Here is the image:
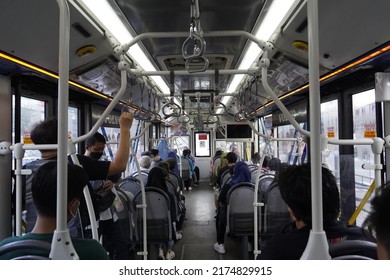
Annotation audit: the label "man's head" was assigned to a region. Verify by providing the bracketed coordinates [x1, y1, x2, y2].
[278, 162, 340, 227]
[85, 132, 106, 160]
[30, 118, 58, 154]
[226, 152, 238, 165]
[32, 161, 89, 220]
[139, 155, 151, 169]
[150, 149, 160, 160]
[365, 185, 390, 259]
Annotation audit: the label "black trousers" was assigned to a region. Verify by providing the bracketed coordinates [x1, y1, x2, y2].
[215, 206, 227, 244]
[194, 166, 200, 182]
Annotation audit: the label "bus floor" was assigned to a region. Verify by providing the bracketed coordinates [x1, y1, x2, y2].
[171, 180, 255, 260]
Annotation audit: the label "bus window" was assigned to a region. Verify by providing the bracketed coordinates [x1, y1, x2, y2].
[20, 97, 45, 165]
[171, 135, 190, 155]
[321, 100, 340, 180]
[276, 123, 306, 165]
[68, 106, 79, 152]
[352, 89, 376, 226]
[215, 141, 244, 161]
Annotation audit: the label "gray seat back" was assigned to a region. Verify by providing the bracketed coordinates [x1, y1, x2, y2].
[180, 158, 191, 180]
[262, 182, 290, 236]
[329, 240, 377, 260]
[118, 177, 141, 196]
[131, 171, 149, 186]
[165, 178, 179, 221]
[226, 182, 260, 236]
[133, 187, 172, 243]
[220, 169, 231, 189]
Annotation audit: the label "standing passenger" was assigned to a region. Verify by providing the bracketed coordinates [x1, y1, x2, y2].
[84, 132, 130, 260]
[23, 112, 134, 233]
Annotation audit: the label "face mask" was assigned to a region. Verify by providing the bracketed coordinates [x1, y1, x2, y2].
[90, 152, 103, 160]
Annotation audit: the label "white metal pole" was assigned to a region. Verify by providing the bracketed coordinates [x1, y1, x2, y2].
[51, 0, 78, 260]
[300, 0, 330, 260]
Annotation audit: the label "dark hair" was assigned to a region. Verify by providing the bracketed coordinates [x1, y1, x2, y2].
[268, 157, 281, 172]
[251, 152, 261, 164]
[214, 150, 223, 158]
[364, 185, 390, 256]
[262, 156, 271, 168]
[157, 161, 170, 175]
[31, 161, 89, 218]
[146, 167, 168, 190]
[85, 132, 106, 148]
[277, 162, 340, 227]
[150, 149, 159, 157]
[226, 152, 238, 164]
[166, 157, 177, 170]
[141, 151, 151, 157]
[182, 149, 189, 157]
[30, 118, 58, 145]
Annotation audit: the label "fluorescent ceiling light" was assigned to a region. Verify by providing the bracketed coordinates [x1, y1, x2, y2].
[226, 0, 298, 100]
[79, 0, 170, 93]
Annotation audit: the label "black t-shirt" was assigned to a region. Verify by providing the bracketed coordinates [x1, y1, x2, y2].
[23, 154, 111, 232]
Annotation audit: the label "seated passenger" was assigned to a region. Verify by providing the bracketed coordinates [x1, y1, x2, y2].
[214, 161, 251, 254]
[258, 162, 373, 260]
[215, 152, 237, 189]
[210, 150, 223, 186]
[267, 157, 281, 173]
[139, 155, 152, 172]
[0, 161, 109, 260]
[251, 152, 261, 165]
[185, 148, 199, 185]
[181, 149, 195, 191]
[150, 148, 161, 168]
[167, 150, 179, 175]
[364, 184, 390, 259]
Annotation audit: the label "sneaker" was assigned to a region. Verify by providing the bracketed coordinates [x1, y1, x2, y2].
[175, 232, 183, 240]
[214, 242, 226, 254]
[188, 187, 192, 191]
[158, 248, 165, 260]
[194, 182, 199, 186]
[166, 250, 175, 260]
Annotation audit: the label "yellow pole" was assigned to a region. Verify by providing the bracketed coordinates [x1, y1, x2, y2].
[245, 143, 251, 162]
[348, 180, 376, 225]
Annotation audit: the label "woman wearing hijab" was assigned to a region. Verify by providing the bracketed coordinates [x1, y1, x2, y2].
[167, 151, 179, 175]
[214, 161, 251, 254]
